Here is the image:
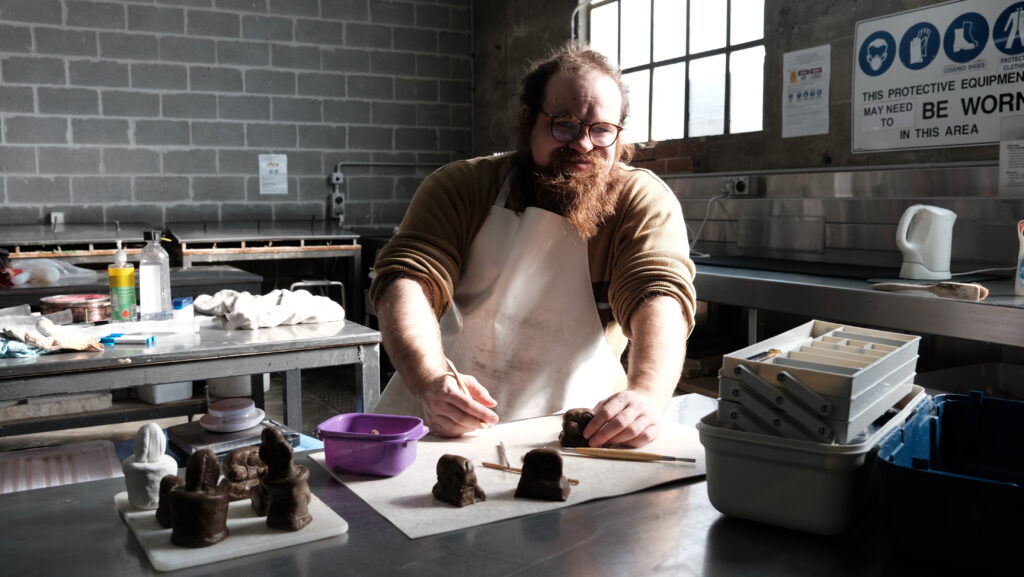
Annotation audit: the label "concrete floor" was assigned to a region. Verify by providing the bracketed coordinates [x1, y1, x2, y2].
[0, 366, 357, 453]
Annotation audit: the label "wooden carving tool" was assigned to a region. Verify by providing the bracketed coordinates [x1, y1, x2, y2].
[480, 461, 580, 485]
[444, 356, 489, 429]
[870, 281, 989, 301]
[561, 447, 697, 463]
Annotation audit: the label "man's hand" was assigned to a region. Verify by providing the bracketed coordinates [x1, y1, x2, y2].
[417, 371, 498, 437]
[582, 390, 661, 447]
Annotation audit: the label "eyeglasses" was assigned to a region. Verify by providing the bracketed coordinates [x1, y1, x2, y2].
[540, 111, 622, 148]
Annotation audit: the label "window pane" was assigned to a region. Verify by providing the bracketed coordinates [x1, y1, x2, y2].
[590, 2, 620, 66]
[688, 54, 725, 136]
[730, 0, 764, 44]
[729, 46, 764, 133]
[620, 0, 652, 69]
[689, 1, 726, 53]
[653, 0, 686, 61]
[622, 69, 651, 143]
[651, 62, 686, 140]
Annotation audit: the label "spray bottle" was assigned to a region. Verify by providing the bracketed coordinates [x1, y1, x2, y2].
[138, 230, 173, 321]
[1016, 219, 1024, 297]
[108, 240, 136, 322]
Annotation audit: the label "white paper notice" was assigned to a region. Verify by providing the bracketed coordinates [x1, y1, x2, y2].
[259, 154, 288, 195]
[999, 115, 1024, 196]
[783, 44, 831, 138]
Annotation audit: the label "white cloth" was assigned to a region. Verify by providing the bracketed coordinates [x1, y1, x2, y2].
[373, 178, 626, 422]
[193, 289, 344, 329]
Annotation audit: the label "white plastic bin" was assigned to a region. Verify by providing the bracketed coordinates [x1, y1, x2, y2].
[697, 385, 925, 535]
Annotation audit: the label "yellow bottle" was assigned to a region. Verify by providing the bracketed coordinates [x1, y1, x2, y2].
[108, 240, 136, 322]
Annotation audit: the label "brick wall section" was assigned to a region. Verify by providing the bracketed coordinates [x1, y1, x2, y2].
[631, 139, 707, 176]
[0, 0, 471, 231]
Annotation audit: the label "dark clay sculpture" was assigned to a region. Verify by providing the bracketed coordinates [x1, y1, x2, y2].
[222, 446, 267, 501]
[169, 449, 230, 547]
[156, 474, 184, 529]
[432, 454, 486, 507]
[514, 448, 571, 501]
[256, 427, 312, 531]
[558, 408, 594, 447]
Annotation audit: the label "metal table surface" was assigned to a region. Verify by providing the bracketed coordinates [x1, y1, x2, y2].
[1, 222, 151, 264]
[0, 265, 262, 309]
[694, 264, 1024, 347]
[166, 220, 364, 321]
[0, 395, 970, 577]
[0, 319, 381, 436]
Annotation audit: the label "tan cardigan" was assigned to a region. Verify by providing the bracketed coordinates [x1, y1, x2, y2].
[370, 153, 697, 354]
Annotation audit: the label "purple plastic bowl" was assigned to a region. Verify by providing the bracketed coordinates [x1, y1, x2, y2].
[314, 413, 427, 477]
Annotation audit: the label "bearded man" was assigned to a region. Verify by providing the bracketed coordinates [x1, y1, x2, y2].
[368, 43, 696, 447]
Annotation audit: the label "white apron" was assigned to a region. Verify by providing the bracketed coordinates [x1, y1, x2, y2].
[372, 178, 626, 422]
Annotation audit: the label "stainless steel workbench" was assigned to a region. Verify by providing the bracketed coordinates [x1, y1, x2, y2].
[693, 264, 1024, 348]
[0, 265, 262, 309]
[0, 395, 970, 577]
[0, 319, 381, 436]
[1, 222, 151, 264]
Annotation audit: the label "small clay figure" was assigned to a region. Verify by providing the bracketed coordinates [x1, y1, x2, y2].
[514, 448, 571, 501]
[156, 474, 184, 528]
[558, 408, 594, 448]
[169, 449, 230, 547]
[122, 422, 180, 509]
[432, 454, 486, 507]
[222, 446, 266, 501]
[257, 427, 312, 531]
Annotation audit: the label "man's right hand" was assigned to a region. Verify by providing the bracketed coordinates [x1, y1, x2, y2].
[416, 371, 498, 437]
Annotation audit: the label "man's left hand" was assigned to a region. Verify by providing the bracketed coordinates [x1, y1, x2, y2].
[582, 390, 662, 447]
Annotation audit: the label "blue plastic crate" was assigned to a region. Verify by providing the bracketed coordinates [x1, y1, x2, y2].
[877, 392, 1022, 572]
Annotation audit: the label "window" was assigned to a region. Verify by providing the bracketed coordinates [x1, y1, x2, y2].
[581, 0, 765, 143]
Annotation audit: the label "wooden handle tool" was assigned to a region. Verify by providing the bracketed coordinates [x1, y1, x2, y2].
[481, 461, 579, 485]
[871, 281, 989, 301]
[561, 447, 696, 463]
[444, 356, 489, 429]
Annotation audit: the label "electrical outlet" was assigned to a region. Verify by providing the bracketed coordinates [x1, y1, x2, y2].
[331, 190, 345, 219]
[50, 212, 64, 224]
[329, 171, 344, 185]
[721, 176, 759, 198]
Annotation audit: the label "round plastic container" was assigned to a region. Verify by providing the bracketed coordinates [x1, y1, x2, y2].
[314, 413, 427, 477]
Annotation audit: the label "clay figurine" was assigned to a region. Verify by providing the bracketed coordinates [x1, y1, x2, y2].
[122, 422, 180, 509]
[256, 427, 312, 531]
[514, 448, 571, 501]
[156, 474, 184, 528]
[558, 408, 594, 448]
[222, 446, 266, 501]
[432, 454, 486, 507]
[169, 449, 230, 547]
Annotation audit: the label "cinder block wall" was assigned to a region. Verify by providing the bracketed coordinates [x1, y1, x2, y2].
[0, 0, 471, 230]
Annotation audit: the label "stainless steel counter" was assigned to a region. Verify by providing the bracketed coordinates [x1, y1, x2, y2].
[0, 319, 381, 436]
[693, 264, 1024, 348]
[0, 394, 971, 577]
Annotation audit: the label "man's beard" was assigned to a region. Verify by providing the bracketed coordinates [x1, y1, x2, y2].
[532, 147, 622, 239]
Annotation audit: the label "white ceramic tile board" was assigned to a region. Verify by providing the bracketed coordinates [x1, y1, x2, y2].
[115, 491, 348, 572]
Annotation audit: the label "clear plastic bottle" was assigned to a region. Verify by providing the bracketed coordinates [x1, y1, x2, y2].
[138, 230, 173, 321]
[108, 240, 136, 322]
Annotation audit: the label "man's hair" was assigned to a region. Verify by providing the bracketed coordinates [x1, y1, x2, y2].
[516, 42, 634, 165]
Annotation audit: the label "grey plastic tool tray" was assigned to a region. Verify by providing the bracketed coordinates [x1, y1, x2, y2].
[721, 320, 920, 399]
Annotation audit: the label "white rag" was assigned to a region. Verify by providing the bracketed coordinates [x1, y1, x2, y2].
[193, 289, 345, 329]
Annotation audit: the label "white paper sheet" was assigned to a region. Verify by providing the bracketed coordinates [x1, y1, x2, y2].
[311, 413, 707, 539]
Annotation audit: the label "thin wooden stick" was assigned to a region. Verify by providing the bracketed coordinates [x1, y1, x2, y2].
[444, 356, 488, 429]
[481, 461, 580, 486]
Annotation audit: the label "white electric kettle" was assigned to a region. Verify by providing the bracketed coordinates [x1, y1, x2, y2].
[895, 204, 956, 280]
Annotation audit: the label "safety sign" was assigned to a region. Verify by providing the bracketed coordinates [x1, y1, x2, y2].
[853, 0, 1024, 152]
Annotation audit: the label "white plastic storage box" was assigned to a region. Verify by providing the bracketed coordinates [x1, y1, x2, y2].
[697, 385, 926, 536]
[718, 320, 919, 443]
[136, 381, 193, 404]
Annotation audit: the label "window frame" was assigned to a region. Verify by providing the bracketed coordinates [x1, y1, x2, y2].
[577, 0, 765, 142]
